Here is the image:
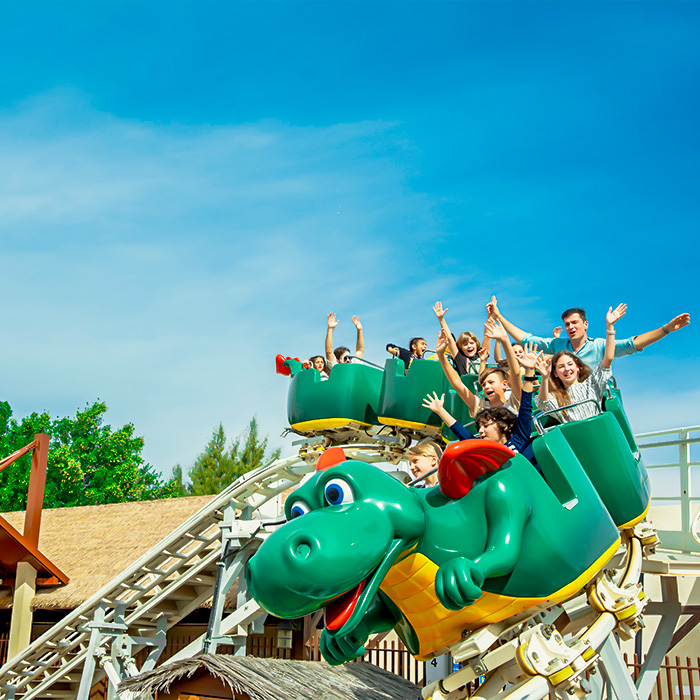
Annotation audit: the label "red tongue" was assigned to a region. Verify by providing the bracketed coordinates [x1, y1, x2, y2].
[324, 580, 367, 631]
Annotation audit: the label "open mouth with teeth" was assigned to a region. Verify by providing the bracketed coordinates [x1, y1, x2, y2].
[322, 538, 409, 636]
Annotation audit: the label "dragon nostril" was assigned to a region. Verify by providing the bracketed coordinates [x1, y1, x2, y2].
[296, 543, 311, 558]
[289, 534, 316, 561]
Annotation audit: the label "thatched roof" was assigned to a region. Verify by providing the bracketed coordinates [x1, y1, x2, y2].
[119, 654, 422, 700]
[0, 496, 214, 609]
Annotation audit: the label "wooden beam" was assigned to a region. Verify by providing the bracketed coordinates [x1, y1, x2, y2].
[7, 561, 38, 660]
[24, 433, 49, 548]
[668, 612, 700, 653]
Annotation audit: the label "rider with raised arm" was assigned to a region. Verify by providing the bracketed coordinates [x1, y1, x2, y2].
[422, 343, 541, 468]
[433, 301, 489, 376]
[535, 303, 627, 423]
[436, 317, 521, 419]
[325, 313, 365, 369]
[486, 296, 689, 367]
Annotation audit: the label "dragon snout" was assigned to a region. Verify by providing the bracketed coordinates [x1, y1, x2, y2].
[286, 531, 320, 564]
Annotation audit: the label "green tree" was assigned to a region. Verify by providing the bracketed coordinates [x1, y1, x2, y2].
[187, 417, 281, 496]
[168, 464, 189, 498]
[0, 400, 174, 512]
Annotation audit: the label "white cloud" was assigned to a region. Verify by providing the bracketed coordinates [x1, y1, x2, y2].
[0, 90, 450, 475]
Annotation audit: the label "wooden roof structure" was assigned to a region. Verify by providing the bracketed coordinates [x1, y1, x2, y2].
[118, 654, 422, 700]
[0, 495, 215, 609]
[0, 435, 68, 588]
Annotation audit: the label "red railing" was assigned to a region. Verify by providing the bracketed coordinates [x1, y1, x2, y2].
[626, 653, 700, 700]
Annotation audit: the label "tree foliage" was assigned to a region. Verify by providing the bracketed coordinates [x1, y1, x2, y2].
[184, 417, 281, 496]
[0, 399, 175, 512]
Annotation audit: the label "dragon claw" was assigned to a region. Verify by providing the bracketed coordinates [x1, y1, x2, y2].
[435, 557, 484, 610]
[320, 628, 367, 665]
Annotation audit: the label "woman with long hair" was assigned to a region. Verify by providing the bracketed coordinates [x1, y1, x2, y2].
[306, 355, 331, 380]
[535, 304, 627, 423]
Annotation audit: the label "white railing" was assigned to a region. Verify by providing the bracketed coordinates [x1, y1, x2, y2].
[636, 425, 700, 555]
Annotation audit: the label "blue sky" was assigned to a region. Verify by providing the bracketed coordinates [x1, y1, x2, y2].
[1, 1, 697, 478]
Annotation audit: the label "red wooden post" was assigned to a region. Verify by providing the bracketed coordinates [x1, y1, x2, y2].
[677, 655, 685, 700]
[23, 434, 49, 548]
[688, 656, 696, 700]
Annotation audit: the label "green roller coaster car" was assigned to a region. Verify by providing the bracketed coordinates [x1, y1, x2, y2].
[284, 357, 478, 438]
[260, 355, 651, 666]
[286, 360, 384, 433]
[534, 386, 651, 530]
[378, 358, 478, 435]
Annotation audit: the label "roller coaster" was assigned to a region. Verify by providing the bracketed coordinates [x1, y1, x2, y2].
[0, 355, 698, 700]
[257, 356, 698, 700]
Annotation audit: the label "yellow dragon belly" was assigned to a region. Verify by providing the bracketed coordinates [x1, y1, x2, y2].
[379, 544, 618, 660]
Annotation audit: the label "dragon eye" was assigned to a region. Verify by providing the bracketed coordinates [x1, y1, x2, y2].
[289, 501, 311, 519]
[324, 478, 353, 506]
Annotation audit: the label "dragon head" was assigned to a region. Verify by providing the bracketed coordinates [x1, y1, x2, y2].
[246, 452, 425, 637]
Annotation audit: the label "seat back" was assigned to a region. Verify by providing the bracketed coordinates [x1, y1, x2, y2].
[378, 358, 446, 429]
[555, 412, 650, 529]
[288, 363, 383, 431]
[442, 372, 480, 440]
[601, 384, 639, 453]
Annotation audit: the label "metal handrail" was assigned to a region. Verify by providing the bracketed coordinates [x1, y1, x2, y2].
[532, 398, 602, 435]
[635, 424, 700, 440]
[344, 355, 384, 369]
[636, 425, 700, 555]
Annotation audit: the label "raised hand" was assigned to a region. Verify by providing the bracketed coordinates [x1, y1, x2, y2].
[422, 391, 445, 414]
[484, 317, 508, 342]
[433, 301, 448, 320]
[606, 303, 627, 327]
[519, 343, 540, 372]
[478, 346, 490, 362]
[327, 312, 339, 329]
[436, 329, 449, 354]
[486, 295, 500, 318]
[535, 354, 551, 378]
[552, 326, 563, 338]
[664, 313, 691, 333]
[351, 315, 362, 330]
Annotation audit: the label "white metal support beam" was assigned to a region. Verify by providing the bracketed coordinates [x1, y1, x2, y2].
[76, 602, 109, 700]
[598, 636, 640, 700]
[636, 576, 683, 700]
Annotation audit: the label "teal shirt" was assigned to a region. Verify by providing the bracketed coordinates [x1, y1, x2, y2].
[520, 334, 638, 367]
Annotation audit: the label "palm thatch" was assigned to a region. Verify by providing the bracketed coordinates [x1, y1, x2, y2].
[119, 653, 422, 700]
[0, 496, 214, 609]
